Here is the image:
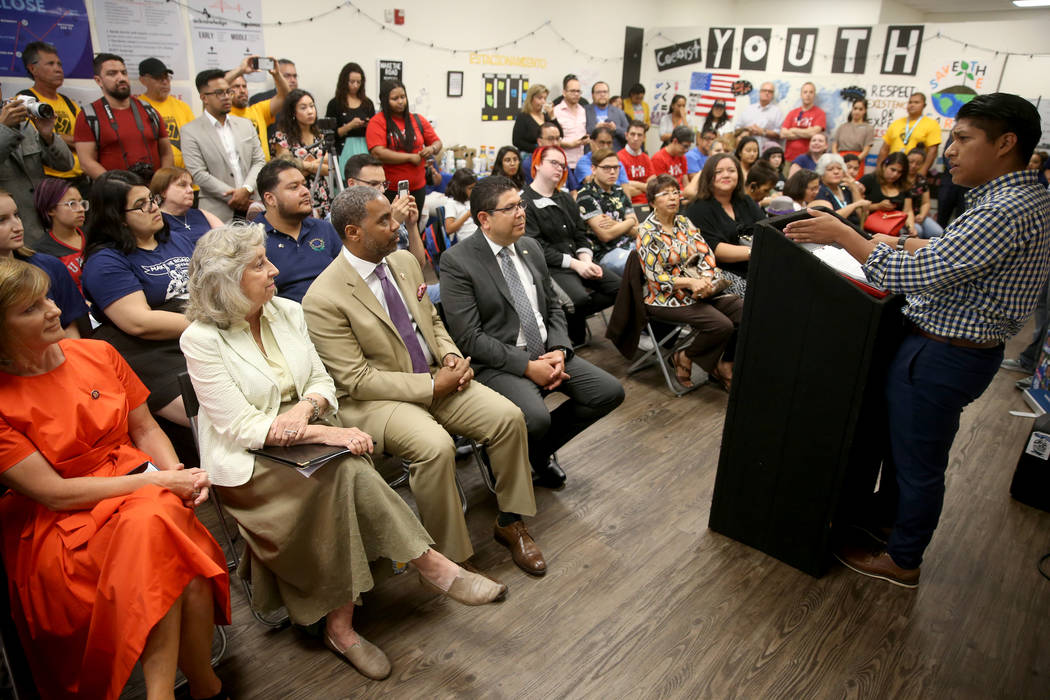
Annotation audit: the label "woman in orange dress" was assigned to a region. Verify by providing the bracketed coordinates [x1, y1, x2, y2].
[0, 259, 231, 700]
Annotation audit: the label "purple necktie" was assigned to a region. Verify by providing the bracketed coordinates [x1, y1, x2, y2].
[373, 263, 429, 373]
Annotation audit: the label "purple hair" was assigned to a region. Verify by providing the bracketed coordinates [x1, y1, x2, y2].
[33, 177, 75, 229]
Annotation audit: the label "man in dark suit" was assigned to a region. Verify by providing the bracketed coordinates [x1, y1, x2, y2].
[440, 176, 625, 489]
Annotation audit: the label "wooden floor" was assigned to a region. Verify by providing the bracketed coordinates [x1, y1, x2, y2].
[125, 318, 1050, 700]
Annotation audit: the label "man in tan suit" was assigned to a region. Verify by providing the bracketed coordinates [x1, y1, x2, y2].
[302, 186, 547, 576]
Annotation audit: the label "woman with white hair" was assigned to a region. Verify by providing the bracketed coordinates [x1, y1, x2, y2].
[180, 223, 506, 681]
[812, 152, 869, 225]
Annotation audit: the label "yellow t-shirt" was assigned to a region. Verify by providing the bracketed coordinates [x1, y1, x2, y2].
[22, 88, 83, 178]
[231, 101, 273, 161]
[883, 115, 942, 155]
[138, 95, 196, 168]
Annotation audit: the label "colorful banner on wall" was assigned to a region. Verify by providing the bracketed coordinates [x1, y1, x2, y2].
[482, 73, 528, 121]
[690, 72, 739, 119]
[0, 0, 93, 78]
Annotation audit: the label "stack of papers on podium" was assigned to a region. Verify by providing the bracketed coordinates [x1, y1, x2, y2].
[810, 245, 869, 283]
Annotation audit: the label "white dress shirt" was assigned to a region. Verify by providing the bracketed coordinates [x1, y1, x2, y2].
[483, 234, 548, 348]
[204, 110, 246, 187]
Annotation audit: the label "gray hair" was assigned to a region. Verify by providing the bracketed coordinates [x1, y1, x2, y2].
[815, 152, 846, 176]
[185, 222, 266, 329]
[331, 185, 385, 238]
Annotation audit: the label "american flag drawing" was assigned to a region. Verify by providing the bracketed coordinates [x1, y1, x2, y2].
[689, 71, 738, 119]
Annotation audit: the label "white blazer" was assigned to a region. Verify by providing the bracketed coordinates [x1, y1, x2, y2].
[180, 296, 339, 487]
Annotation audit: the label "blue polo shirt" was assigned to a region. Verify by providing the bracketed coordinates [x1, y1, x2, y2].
[256, 213, 341, 303]
[686, 148, 708, 174]
[574, 152, 629, 185]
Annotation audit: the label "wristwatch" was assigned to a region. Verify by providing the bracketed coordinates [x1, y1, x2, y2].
[243, 183, 254, 195]
[896, 234, 908, 251]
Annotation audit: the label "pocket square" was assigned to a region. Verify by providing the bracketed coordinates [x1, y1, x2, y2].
[416, 283, 427, 301]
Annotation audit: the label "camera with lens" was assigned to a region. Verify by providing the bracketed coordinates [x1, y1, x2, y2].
[316, 117, 337, 140]
[12, 95, 55, 120]
[128, 161, 156, 183]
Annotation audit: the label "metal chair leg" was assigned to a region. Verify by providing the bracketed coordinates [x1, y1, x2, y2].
[470, 440, 498, 495]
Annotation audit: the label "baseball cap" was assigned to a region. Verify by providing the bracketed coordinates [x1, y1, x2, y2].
[712, 99, 727, 108]
[139, 57, 173, 77]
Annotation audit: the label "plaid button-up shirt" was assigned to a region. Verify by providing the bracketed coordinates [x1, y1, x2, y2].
[863, 169, 1050, 343]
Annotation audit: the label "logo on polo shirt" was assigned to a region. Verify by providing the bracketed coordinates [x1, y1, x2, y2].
[308, 238, 326, 251]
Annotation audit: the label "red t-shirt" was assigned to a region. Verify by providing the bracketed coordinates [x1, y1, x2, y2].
[618, 149, 655, 204]
[365, 112, 439, 192]
[651, 148, 687, 187]
[33, 229, 86, 290]
[781, 106, 827, 161]
[73, 100, 163, 172]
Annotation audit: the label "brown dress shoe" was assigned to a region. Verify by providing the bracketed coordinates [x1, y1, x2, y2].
[834, 544, 920, 589]
[418, 566, 508, 605]
[324, 632, 391, 680]
[493, 520, 547, 576]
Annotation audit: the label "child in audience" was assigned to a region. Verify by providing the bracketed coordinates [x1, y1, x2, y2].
[444, 168, 478, 241]
[32, 177, 88, 289]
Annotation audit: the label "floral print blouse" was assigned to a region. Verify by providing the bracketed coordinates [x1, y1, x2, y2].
[638, 212, 722, 307]
[271, 131, 331, 219]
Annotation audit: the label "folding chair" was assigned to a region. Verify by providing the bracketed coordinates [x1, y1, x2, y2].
[177, 373, 289, 629]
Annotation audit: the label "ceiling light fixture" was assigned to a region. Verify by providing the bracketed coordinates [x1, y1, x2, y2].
[1013, 0, 1050, 8]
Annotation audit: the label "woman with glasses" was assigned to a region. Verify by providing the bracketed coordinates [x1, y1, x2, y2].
[150, 166, 224, 240]
[639, 174, 742, 391]
[32, 177, 89, 289]
[81, 171, 203, 427]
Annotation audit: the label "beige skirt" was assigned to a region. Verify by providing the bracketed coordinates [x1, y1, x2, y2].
[218, 449, 433, 626]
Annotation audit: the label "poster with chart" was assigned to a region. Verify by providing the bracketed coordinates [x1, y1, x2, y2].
[0, 0, 93, 78]
[94, 0, 189, 80]
[482, 74, 528, 121]
[188, 0, 266, 81]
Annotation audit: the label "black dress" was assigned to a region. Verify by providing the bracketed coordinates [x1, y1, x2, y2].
[859, 173, 907, 211]
[512, 113, 561, 154]
[684, 196, 764, 279]
[325, 97, 375, 155]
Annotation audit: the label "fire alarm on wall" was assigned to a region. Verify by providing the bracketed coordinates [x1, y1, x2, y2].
[394, 9, 405, 25]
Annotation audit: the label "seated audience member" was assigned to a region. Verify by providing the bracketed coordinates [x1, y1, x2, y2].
[619, 120, 655, 205]
[444, 168, 479, 241]
[181, 224, 505, 681]
[843, 152, 862, 182]
[686, 128, 718, 175]
[250, 58, 298, 106]
[439, 176, 625, 490]
[639, 174, 742, 390]
[491, 145, 526, 189]
[1029, 150, 1049, 187]
[652, 126, 693, 188]
[745, 161, 780, 207]
[585, 81, 630, 151]
[832, 98, 874, 176]
[553, 77, 589, 175]
[701, 99, 733, 138]
[137, 58, 195, 169]
[513, 84, 559, 156]
[226, 55, 291, 161]
[151, 166, 224, 237]
[734, 136, 760, 180]
[658, 94, 691, 145]
[81, 171, 201, 426]
[781, 81, 826, 163]
[302, 187, 546, 576]
[789, 132, 828, 176]
[1, 190, 87, 335]
[858, 152, 914, 232]
[574, 126, 643, 200]
[0, 83, 74, 245]
[74, 53, 172, 181]
[877, 92, 940, 178]
[272, 89, 331, 219]
[625, 83, 651, 130]
[367, 79, 442, 216]
[812, 153, 869, 225]
[181, 69, 266, 223]
[905, 147, 944, 238]
[762, 145, 786, 175]
[711, 136, 733, 158]
[327, 61, 376, 174]
[783, 169, 822, 210]
[344, 153, 426, 270]
[32, 177, 87, 287]
[733, 81, 784, 152]
[524, 146, 622, 346]
[0, 259, 230, 700]
[576, 148, 639, 276]
[253, 159, 341, 302]
[686, 154, 764, 295]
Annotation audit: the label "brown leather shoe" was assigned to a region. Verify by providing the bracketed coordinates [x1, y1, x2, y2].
[834, 544, 920, 589]
[493, 520, 547, 576]
[418, 566, 508, 605]
[324, 632, 391, 679]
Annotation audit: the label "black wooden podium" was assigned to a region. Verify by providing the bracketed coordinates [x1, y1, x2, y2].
[708, 214, 905, 577]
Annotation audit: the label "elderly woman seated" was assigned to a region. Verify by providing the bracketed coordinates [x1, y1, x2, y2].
[637, 174, 743, 391]
[179, 223, 505, 681]
[811, 153, 869, 226]
[0, 259, 230, 700]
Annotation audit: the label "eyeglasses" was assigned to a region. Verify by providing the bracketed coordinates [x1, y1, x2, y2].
[543, 159, 567, 170]
[58, 200, 90, 211]
[486, 201, 526, 215]
[356, 178, 388, 190]
[653, 190, 680, 198]
[202, 88, 235, 97]
[595, 164, 620, 173]
[125, 194, 160, 213]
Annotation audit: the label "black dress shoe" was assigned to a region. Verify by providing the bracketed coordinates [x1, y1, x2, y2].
[532, 455, 566, 489]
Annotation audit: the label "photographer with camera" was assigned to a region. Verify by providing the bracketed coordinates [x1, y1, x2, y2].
[0, 83, 74, 245]
[74, 53, 173, 182]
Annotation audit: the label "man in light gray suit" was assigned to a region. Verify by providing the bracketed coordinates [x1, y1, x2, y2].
[181, 69, 265, 222]
[584, 81, 630, 151]
[439, 175, 624, 490]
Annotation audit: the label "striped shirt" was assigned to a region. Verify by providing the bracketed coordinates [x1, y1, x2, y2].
[863, 169, 1050, 343]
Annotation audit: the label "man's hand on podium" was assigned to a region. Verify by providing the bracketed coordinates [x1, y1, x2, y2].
[784, 208, 879, 265]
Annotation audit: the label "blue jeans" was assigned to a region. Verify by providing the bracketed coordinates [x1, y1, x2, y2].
[881, 333, 1002, 568]
[598, 245, 633, 277]
[915, 217, 945, 238]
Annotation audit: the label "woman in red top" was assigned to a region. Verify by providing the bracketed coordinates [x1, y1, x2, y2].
[366, 79, 442, 215]
[32, 177, 87, 289]
[0, 260, 231, 700]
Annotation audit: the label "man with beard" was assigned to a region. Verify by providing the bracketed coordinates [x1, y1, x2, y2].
[584, 81, 630, 151]
[73, 53, 172, 179]
[254, 159, 341, 302]
[225, 56, 290, 161]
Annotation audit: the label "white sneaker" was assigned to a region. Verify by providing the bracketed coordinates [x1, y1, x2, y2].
[1001, 358, 1033, 374]
[637, 335, 655, 352]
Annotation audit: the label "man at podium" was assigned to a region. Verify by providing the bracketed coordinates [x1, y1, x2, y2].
[783, 93, 1050, 588]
